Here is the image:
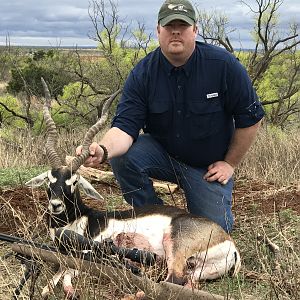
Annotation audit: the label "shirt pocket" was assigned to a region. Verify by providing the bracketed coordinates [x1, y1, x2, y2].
[146, 100, 170, 136]
[187, 98, 224, 139]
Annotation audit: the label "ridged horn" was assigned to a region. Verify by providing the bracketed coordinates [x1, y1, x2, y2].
[70, 89, 121, 173]
[41, 77, 62, 169]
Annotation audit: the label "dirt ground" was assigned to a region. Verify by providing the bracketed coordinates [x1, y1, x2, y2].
[0, 179, 299, 300]
[0, 179, 299, 234]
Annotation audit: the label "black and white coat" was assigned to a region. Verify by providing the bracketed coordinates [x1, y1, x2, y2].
[26, 166, 241, 298]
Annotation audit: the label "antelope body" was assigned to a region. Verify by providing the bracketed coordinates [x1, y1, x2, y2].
[26, 79, 241, 299]
[27, 167, 241, 296]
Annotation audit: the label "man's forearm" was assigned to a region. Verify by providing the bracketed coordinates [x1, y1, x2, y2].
[99, 127, 134, 160]
[224, 121, 262, 168]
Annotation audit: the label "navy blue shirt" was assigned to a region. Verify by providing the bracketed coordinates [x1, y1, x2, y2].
[112, 41, 265, 167]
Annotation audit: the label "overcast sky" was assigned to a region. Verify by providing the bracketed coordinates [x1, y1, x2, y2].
[0, 0, 299, 49]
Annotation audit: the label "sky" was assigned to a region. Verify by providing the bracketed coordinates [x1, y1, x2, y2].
[0, 0, 299, 49]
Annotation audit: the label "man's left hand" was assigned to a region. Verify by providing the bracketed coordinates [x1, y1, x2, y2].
[203, 161, 234, 185]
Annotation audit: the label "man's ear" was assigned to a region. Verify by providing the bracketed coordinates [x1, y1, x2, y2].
[78, 176, 103, 201]
[157, 24, 161, 35]
[25, 171, 49, 187]
[194, 24, 198, 35]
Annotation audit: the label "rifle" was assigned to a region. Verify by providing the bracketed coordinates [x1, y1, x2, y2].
[1, 232, 227, 300]
[0, 230, 157, 299]
[53, 228, 157, 266]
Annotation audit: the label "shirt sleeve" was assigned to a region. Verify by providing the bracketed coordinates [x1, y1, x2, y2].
[224, 57, 265, 128]
[111, 68, 147, 140]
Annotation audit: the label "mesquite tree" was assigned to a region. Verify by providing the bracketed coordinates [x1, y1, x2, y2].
[197, 0, 300, 127]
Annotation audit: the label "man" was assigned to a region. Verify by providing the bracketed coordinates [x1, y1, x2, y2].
[77, 0, 265, 233]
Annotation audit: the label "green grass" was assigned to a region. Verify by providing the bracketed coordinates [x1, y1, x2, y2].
[0, 166, 48, 187]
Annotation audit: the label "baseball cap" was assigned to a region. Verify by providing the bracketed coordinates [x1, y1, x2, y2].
[158, 0, 196, 26]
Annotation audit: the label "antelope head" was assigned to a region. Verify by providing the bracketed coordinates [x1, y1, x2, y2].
[25, 78, 118, 216]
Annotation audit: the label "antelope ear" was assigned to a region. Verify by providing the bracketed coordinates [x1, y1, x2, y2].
[25, 171, 49, 187]
[78, 176, 104, 200]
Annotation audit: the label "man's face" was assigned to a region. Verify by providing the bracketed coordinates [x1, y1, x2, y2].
[157, 20, 197, 62]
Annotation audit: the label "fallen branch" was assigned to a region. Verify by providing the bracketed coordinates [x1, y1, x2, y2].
[66, 156, 178, 194]
[12, 243, 228, 300]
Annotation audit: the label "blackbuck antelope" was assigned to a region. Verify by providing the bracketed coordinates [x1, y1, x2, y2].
[26, 78, 241, 299]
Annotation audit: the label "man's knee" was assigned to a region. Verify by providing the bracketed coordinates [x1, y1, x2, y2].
[184, 177, 234, 232]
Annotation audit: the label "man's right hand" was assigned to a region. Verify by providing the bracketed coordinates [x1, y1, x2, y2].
[203, 161, 234, 185]
[75, 142, 103, 168]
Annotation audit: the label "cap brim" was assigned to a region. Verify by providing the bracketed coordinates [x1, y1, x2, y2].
[159, 14, 194, 26]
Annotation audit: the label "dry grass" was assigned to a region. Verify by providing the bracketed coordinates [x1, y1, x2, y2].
[0, 124, 110, 170]
[0, 189, 299, 299]
[1, 126, 299, 186]
[237, 127, 300, 185]
[0, 126, 299, 299]
[0, 127, 89, 169]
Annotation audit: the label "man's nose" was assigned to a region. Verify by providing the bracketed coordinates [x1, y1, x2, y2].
[172, 27, 180, 34]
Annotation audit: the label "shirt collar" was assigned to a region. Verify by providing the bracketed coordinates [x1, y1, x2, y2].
[159, 47, 196, 78]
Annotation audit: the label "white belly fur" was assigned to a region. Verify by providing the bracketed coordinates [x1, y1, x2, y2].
[95, 214, 173, 256]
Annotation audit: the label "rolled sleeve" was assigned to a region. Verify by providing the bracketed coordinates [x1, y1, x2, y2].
[225, 57, 265, 128]
[234, 100, 265, 128]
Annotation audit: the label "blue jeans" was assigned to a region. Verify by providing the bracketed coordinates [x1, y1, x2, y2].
[110, 134, 234, 232]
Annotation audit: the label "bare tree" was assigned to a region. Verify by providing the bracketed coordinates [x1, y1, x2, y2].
[262, 46, 300, 127]
[88, 0, 125, 54]
[197, 0, 300, 127]
[47, 0, 152, 127]
[130, 22, 154, 66]
[243, 0, 299, 84]
[88, 0, 130, 84]
[88, 0, 154, 83]
[196, 8, 235, 53]
[243, 0, 300, 127]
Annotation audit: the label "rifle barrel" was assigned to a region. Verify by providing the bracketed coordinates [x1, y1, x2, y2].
[1, 231, 157, 266]
[0, 232, 58, 252]
[0, 233, 25, 244]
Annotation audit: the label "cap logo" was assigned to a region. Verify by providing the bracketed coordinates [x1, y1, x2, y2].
[168, 4, 188, 13]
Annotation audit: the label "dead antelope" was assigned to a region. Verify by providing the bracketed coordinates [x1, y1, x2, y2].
[26, 78, 241, 299]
